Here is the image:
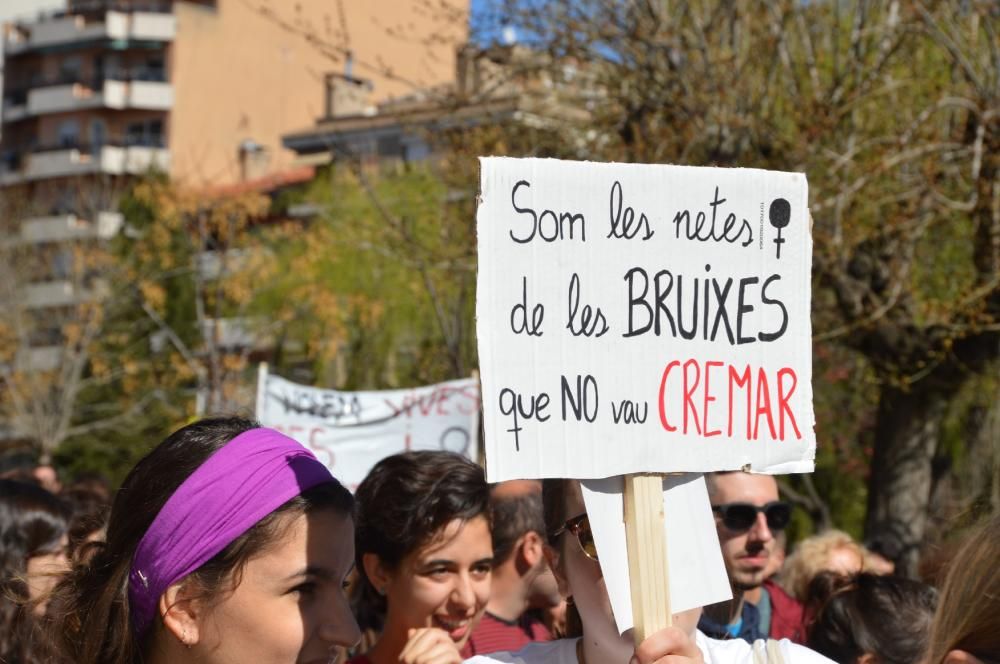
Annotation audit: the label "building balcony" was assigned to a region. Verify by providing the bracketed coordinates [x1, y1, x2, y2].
[21, 279, 105, 309]
[3, 5, 175, 55]
[201, 317, 272, 352]
[196, 249, 254, 281]
[2, 90, 29, 122]
[17, 211, 123, 245]
[14, 346, 63, 373]
[3, 70, 172, 121]
[0, 140, 170, 184]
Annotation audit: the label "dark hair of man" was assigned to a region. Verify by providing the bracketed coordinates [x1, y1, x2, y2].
[0, 480, 70, 664]
[353, 451, 490, 614]
[47, 416, 354, 664]
[806, 572, 936, 664]
[490, 489, 546, 566]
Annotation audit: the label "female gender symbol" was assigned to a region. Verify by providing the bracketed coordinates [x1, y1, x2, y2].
[769, 198, 791, 259]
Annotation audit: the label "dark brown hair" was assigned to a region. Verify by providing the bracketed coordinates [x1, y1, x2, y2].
[353, 451, 490, 616]
[47, 416, 353, 664]
[806, 572, 936, 664]
[923, 515, 1000, 664]
[541, 479, 571, 548]
[541, 478, 582, 638]
[0, 480, 70, 664]
[62, 486, 110, 562]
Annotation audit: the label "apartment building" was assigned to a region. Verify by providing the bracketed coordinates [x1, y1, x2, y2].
[282, 43, 592, 169]
[0, 0, 468, 372]
[1, 0, 467, 183]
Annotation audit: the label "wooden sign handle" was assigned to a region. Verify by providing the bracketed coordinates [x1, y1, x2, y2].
[624, 473, 672, 643]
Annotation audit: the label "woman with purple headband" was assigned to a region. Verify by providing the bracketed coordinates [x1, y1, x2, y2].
[48, 416, 361, 664]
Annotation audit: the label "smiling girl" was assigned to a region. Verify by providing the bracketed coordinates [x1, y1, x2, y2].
[48, 417, 361, 664]
[349, 451, 493, 664]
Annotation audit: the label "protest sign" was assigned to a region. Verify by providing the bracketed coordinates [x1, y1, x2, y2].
[477, 158, 814, 481]
[476, 157, 815, 637]
[255, 365, 480, 489]
[581, 475, 730, 634]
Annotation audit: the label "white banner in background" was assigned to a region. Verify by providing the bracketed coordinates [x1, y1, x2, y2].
[256, 366, 480, 489]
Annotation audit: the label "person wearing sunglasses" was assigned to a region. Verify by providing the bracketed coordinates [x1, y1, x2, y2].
[699, 472, 805, 645]
[464, 478, 833, 664]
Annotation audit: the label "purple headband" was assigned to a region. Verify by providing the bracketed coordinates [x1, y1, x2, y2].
[128, 427, 334, 636]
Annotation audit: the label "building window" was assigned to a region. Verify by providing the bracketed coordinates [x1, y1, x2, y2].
[60, 55, 82, 85]
[52, 248, 73, 280]
[126, 119, 165, 147]
[126, 122, 144, 146]
[91, 119, 107, 149]
[377, 134, 403, 158]
[403, 140, 430, 163]
[54, 189, 75, 214]
[57, 120, 80, 148]
[143, 56, 166, 81]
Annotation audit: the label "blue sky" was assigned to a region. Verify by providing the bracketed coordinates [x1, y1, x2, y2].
[470, 0, 521, 46]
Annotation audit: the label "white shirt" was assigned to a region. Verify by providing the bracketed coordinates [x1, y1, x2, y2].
[463, 631, 835, 664]
[463, 638, 577, 664]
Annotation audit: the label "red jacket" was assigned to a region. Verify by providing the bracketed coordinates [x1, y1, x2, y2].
[765, 579, 806, 643]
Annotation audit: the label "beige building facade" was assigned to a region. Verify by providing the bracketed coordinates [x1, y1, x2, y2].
[2, 0, 467, 186]
[0, 0, 468, 371]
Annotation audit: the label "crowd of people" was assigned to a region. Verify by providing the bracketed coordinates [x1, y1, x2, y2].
[1, 416, 998, 663]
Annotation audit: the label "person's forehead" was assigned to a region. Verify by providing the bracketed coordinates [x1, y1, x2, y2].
[415, 515, 492, 560]
[712, 473, 779, 503]
[250, 510, 353, 579]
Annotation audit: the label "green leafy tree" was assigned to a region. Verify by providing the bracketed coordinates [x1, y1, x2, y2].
[53, 177, 333, 482]
[481, 0, 998, 574]
[278, 164, 477, 388]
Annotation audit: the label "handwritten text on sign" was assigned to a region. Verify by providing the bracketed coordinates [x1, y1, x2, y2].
[256, 369, 480, 489]
[476, 158, 815, 482]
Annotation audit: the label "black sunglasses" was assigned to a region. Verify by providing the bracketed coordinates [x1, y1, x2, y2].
[551, 513, 598, 561]
[711, 501, 792, 532]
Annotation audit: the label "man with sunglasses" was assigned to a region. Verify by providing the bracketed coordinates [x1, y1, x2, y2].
[698, 471, 806, 645]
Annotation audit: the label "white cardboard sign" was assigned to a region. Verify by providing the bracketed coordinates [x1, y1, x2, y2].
[581, 475, 731, 633]
[255, 366, 480, 489]
[477, 158, 815, 482]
